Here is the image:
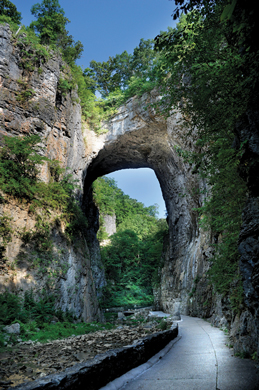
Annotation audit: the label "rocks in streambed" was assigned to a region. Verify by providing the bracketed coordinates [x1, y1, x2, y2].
[0, 322, 167, 388]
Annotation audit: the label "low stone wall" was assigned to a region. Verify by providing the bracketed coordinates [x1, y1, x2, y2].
[11, 326, 178, 390]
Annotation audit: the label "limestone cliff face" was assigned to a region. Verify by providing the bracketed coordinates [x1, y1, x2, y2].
[235, 110, 259, 357]
[0, 23, 105, 321]
[102, 214, 116, 237]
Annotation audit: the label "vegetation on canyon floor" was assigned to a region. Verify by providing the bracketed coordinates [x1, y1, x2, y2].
[0, 289, 169, 348]
[0, 289, 103, 347]
[93, 177, 168, 309]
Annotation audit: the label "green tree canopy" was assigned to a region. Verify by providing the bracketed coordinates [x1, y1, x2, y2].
[30, 0, 68, 45]
[30, 0, 83, 63]
[93, 176, 158, 226]
[0, 0, 22, 24]
[88, 38, 160, 98]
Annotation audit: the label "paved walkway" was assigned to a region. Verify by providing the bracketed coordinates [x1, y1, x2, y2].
[104, 315, 259, 390]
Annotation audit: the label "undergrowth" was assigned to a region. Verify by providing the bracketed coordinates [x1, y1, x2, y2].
[0, 290, 114, 348]
[0, 214, 13, 260]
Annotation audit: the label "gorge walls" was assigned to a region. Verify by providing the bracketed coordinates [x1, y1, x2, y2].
[0, 21, 209, 323]
[1, 23, 259, 356]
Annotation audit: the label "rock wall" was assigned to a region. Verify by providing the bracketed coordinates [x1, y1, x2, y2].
[234, 110, 259, 357]
[0, 23, 104, 321]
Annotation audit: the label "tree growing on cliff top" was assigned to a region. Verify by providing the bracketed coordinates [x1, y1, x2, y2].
[30, 0, 68, 45]
[29, 0, 83, 64]
[0, 0, 22, 24]
[88, 39, 159, 98]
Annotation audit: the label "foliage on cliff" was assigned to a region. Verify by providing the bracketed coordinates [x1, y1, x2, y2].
[0, 134, 87, 241]
[93, 177, 168, 308]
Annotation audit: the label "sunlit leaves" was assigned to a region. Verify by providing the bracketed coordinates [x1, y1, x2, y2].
[0, 0, 22, 24]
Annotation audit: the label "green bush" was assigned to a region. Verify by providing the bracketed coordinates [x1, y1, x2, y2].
[0, 291, 22, 325]
[0, 214, 13, 258]
[0, 15, 19, 31]
[0, 289, 74, 327]
[58, 77, 72, 96]
[158, 319, 168, 331]
[0, 134, 47, 200]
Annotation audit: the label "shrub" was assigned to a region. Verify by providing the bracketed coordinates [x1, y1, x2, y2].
[0, 135, 87, 241]
[0, 214, 13, 258]
[0, 291, 22, 325]
[0, 134, 46, 200]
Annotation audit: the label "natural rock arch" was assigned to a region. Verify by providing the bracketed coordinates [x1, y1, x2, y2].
[83, 94, 206, 316]
[1, 24, 258, 353]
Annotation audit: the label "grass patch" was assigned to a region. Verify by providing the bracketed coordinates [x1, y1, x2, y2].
[18, 321, 114, 344]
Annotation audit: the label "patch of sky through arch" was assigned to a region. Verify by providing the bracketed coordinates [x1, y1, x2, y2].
[106, 168, 166, 219]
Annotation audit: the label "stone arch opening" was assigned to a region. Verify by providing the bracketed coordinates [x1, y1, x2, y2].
[105, 168, 166, 219]
[82, 98, 201, 316]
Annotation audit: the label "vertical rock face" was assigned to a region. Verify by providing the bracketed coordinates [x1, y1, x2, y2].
[0, 24, 86, 185]
[0, 24, 105, 321]
[235, 110, 259, 356]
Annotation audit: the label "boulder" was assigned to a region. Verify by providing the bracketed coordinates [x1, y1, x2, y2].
[3, 323, 20, 334]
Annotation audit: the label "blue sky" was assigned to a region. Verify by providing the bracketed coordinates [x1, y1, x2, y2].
[106, 169, 167, 218]
[12, 0, 177, 218]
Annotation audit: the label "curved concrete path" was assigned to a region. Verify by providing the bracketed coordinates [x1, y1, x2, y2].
[104, 315, 259, 390]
